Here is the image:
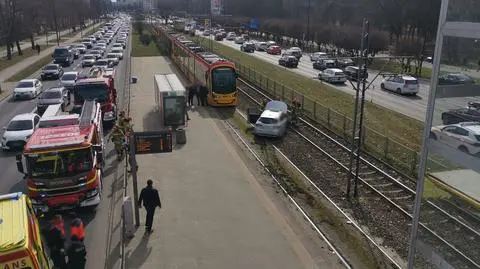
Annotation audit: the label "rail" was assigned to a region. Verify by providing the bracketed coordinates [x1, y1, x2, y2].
[238, 79, 480, 268]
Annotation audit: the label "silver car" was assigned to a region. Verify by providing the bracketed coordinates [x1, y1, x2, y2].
[60, 71, 78, 89]
[251, 101, 289, 138]
[36, 87, 69, 115]
[106, 54, 120, 65]
[40, 64, 63, 80]
[82, 54, 96, 67]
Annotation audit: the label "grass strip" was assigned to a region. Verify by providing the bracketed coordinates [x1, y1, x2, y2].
[369, 58, 433, 79]
[0, 44, 53, 73]
[6, 53, 52, 82]
[131, 30, 165, 57]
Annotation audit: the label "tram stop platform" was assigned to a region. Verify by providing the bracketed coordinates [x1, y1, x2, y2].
[121, 56, 342, 269]
[430, 169, 480, 206]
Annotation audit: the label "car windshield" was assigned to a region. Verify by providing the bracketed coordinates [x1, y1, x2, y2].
[17, 81, 34, 88]
[96, 60, 108, 65]
[44, 65, 58, 70]
[84, 55, 94, 59]
[62, 74, 76, 80]
[7, 119, 33, 131]
[112, 50, 122, 53]
[53, 48, 68, 56]
[74, 83, 108, 102]
[107, 55, 116, 58]
[40, 91, 61, 99]
[211, 67, 237, 94]
[258, 117, 278, 124]
[26, 148, 93, 178]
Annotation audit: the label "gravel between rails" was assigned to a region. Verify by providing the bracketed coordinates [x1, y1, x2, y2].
[237, 81, 480, 269]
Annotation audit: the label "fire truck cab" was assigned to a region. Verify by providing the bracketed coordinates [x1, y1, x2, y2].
[16, 100, 105, 214]
[73, 67, 117, 125]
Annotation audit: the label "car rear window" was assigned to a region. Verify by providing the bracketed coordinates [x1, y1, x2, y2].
[258, 117, 278, 124]
[40, 91, 61, 99]
[17, 81, 34, 88]
[335, 72, 345, 76]
[62, 74, 76, 80]
[405, 79, 418, 84]
[84, 55, 94, 59]
[44, 65, 57, 70]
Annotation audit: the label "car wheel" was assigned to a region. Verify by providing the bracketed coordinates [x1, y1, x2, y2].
[380, 83, 385, 90]
[458, 145, 469, 154]
[396, 88, 402, 94]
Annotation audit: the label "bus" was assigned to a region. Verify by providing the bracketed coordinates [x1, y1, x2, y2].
[153, 25, 238, 107]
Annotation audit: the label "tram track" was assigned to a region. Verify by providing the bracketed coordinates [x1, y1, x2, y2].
[236, 78, 480, 268]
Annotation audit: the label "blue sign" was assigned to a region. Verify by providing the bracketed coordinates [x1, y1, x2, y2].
[250, 19, 259, 30]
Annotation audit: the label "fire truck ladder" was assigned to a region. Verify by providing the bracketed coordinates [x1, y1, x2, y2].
[79, 100, 97, 127]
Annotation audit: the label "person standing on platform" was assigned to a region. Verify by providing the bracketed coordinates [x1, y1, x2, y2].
[138, 179, 162, 234]
[67, 235, 87, 269]
[70, 213, 85, 242]
[199, 85, 208, 106]
[195, 84, 201, 106]
[187, 84, 196, 108]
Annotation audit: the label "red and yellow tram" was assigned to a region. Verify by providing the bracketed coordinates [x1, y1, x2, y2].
[153, 26, 238, 107]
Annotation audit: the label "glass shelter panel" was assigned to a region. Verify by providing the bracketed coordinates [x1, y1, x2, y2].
[412, 1, 480, 267]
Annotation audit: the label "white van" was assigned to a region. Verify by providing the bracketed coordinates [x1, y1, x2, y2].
[380, 74, 419, 95]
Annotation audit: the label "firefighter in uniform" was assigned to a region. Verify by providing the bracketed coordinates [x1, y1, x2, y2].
[67, 235, 87, 269]
[70, 213, 85, 242]
[46, 215, 67, 269]
[109, 125, 125, 161]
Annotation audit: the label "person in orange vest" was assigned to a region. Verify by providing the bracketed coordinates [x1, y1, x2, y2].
[70, 213, 85, 242]
[46, 215, 67, 269]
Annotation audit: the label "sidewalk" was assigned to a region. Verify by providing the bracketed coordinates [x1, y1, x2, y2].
[0, 22, 103, 85]
[0, 20, 95, 58]
[121, 56, 341, 269]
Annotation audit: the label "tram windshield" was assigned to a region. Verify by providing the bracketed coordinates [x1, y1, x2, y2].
[211, 67, 236, 94]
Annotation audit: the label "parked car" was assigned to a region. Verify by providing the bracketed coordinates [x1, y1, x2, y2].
[288, 47, 302, 59]
[278, 55, 299, 68]
[337, 58, 355, 69]
[240, 42, 255, 53]
[93, 59, 113, 69]
[255, 42, 268, 51]
[12, 79, 42, 100]
[252, 101, 289, 138]
[380, 74, 419, 95]
[344, 66, 368, 81]
[234, 37, 245, 44]
[109, 48, 124, 60]
[430, 122, 480, 156]
[267, 45, 281, 55]
[438, 73, 475, 85]
[1, 113, 40, 151]
[215, 33, 224, 41]
[37, 87, 69, 115]
[41, 64, 63, 80]
[310, 52, 328, 62]
[441, 108, 480, 124]
[203, 29, 211, 36]
[82, 54, 97, 67]
[313, 59, 336, 71]
[60, 71, 78, 90]
[318, 68, 347, 84]
[106, 53, 120, 66]
[226, 32, 236, 40]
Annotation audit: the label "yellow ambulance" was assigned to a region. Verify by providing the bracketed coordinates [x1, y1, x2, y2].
[0, 192, 50, 269]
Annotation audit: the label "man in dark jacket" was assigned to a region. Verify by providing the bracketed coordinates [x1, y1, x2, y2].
[199, 85, 208, 106]
[138, 179, 162, 234]
[67, 235, 87, 269]
[187, 85, 196, 107]
[45, 216, 67, 269]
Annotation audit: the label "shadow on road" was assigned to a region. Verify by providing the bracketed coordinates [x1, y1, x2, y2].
[125, 234, 152, 269]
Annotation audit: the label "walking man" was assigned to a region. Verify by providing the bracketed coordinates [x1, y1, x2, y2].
[187, 84, 196, 107]
[200, 85, 208, 106]
[195, 84, 201, 106]
[138, 179, 162, 234]
[36, 44, 41, 55]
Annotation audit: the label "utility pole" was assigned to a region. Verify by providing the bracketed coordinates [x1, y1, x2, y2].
[52, 0, 60, 46]
[305, 0, 311, 42]
[347, 18, 370, 198]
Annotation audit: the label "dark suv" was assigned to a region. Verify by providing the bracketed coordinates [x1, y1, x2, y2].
[52, 46, 74, 66]
[240, 42, 255, 53]
[279, 55, 298, 68]
[344, 66, 368, 81]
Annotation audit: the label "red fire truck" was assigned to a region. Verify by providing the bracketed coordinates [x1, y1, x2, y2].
[73, 67, 118, 125]
[16, 100, 105, 213]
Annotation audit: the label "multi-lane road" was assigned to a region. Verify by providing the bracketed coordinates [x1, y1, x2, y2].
[0, 26, 131, 268]
[200, 31, 480, 124]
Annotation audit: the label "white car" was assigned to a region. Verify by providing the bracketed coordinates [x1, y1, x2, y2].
[60, 71, 78, 89]
[112, 43, 124, 50]
[1, 113, 40, 151]
[106, 54, 120, 65]
[430, 122, 480, 156]
[226, 32, 236, 40]
[310, 51, 328, 62]
[318, 68, 347, 84]
[252, 101, 289, 138]
[234, 37, 245, 44]
[110, 48, 124, 59]
[380, 74, 419, 95]
[82, 54, 96, 67]
[13, 79, 42, 100]
[93, 59, 112, 69]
